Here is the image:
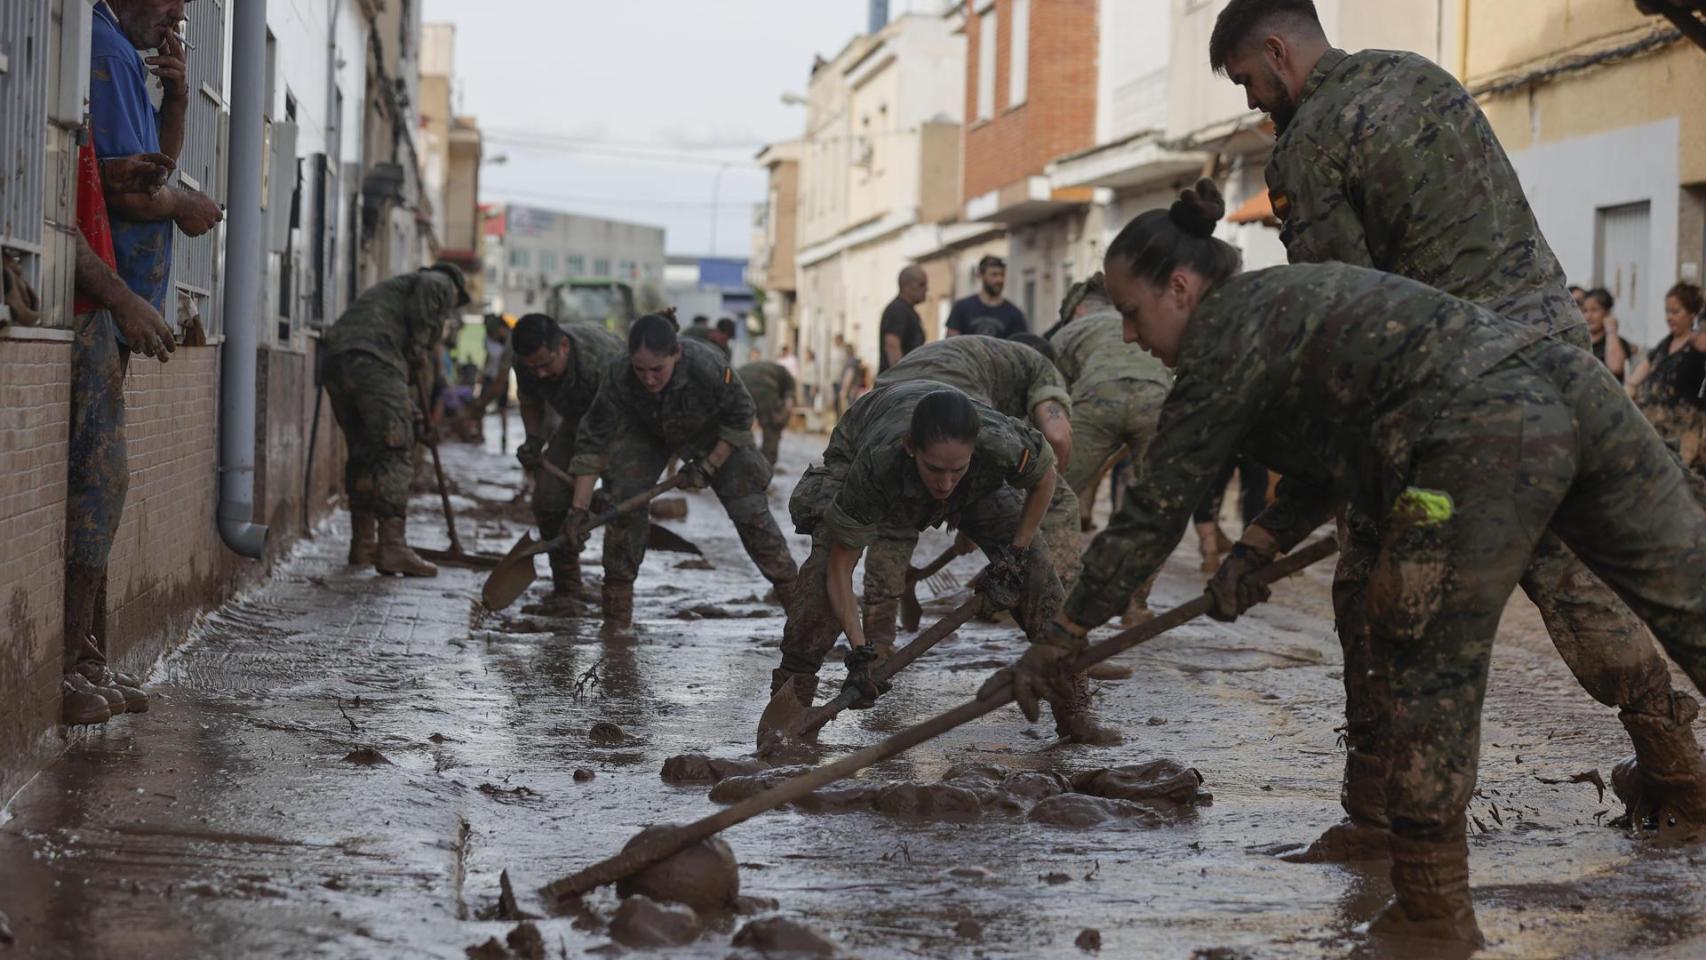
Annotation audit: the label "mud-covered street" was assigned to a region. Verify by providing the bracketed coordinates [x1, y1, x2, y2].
[4, 423, 1705, 959]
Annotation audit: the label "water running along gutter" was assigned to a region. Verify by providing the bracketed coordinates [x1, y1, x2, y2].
[216, 0, 269, 559]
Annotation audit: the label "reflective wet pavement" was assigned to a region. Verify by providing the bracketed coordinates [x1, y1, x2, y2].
[3, 421, 1705, 958]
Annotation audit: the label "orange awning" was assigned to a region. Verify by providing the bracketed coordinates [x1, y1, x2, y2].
[1227, 189, 1279, 226]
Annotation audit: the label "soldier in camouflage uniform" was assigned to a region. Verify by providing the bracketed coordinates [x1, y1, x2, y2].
[569, 314, 797, 637]
[777, 381, 1119, 741]
[683, 316, 735, 361]
[1049, 273, 1173, 619]
[872, 335, 1081, 614]
[737, 360, 797, 467]
[510, 313, 626, 605]
[1208, 0, 1706, 865]
[994, 186, 1706, 944]
[323, 263, 470, 577]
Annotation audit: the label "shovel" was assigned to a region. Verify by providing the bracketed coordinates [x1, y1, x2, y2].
[415, 387, 507, 569]
[757, 593, 983, 745]
[541, 537, 1338, 908]
[482, 474, 688, 611]
[898, 544, 967, 632]
[538, 459, 704, 559]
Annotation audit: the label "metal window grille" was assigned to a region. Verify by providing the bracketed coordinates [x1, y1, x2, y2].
[0, 0, 50, 306]
[172, 0, 228, 336]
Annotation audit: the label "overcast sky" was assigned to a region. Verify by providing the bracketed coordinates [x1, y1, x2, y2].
[421, 0, 950, 258]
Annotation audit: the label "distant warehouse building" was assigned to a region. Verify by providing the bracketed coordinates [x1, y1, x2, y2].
[481, 203, 666, 316]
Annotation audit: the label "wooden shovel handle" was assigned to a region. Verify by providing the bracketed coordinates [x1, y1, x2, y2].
[906, 544, 961, 584]
[542, 537, 1338, 906]
[796, 594, 983, 737]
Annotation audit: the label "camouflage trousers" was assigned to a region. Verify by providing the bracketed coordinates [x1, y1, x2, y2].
[1062, 380, 1168, 524]
[1367, 347, 1706, 854]
[753, 408, 787, 467]
[857, 481, 1080, 653]
[601, 433, 796, 588]
[780, 484, 1065, 676]
[64, 310, 130, 664]
[324, 350, 415, 519]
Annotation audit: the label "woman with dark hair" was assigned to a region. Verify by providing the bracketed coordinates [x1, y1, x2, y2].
[772, 380, 1117, 743]
[1627, 282, 1706, 481]
[568, 313, 798, 638]
[981, 179, 1706, 945]
[1581, 287, 1633, 382]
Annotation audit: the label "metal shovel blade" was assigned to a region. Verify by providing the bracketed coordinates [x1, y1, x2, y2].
[482, 532, 542, 611]
[755, 681, 808, 746]
[647, 522, 703, 556]
[416, 547, 504, 570]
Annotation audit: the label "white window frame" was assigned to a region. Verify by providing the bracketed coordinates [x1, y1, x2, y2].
[1008, 0, 1029, 109]
[976, 9, 997, 121]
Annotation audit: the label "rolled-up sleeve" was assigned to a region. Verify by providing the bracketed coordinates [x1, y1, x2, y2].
[1005, 423, 1056, 490]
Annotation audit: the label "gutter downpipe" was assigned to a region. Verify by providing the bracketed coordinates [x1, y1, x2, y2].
[217, 0, 269, 558]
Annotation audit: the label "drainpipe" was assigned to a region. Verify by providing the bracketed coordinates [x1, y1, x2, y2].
[217, 0, 269, 559]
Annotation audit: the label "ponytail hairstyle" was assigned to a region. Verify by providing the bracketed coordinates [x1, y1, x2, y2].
[1105, 178, 1242, 290]
[628, 311, 680, 355]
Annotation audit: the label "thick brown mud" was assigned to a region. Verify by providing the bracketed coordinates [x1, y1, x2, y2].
[4, 424, 1706, 958]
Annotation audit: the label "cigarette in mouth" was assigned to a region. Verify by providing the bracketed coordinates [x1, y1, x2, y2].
[177, 23, 195, 50]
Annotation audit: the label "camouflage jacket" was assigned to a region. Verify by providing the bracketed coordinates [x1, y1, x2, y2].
[1267, 48, 1583, 346]
[738, 361, 797, 418]
[874, 335, 1071, 420]
[1048, 306, 1172, 399]
[514, 322, 626, 424]
[1066, 262, 1552, 626]
[569, 337, 756, 475]
[324, 271, 457, 376]
[791, 380, 1055, 549]
[683, 324, 731, 361]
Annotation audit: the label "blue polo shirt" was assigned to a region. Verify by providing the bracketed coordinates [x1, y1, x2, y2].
[89, 1, 173, 314]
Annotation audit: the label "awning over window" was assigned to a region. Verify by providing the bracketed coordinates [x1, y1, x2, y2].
[1227, 189, 1279, 227]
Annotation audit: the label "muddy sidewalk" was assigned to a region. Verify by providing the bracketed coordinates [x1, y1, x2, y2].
[2, 425, 1704, 959]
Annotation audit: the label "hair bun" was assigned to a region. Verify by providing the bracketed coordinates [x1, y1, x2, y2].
[1169, 177, 1226, 239]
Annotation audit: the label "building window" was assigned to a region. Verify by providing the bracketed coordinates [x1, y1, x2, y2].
[1008, 0, 1029, 109]
[976, 9, 997, 121]
[619, 260, 636, 280]
[593, 258, 610, 277]
[539, 250, 560, 275]
[508, 248, 530, 269]
[567, 254, 585, 276]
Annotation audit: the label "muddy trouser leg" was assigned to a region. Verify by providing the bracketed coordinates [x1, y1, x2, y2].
[535, 418, 583, 592]
[759, 416, 782, 467]
[1538, 353, 1706, 828]
[1333, 511, 1393, 832]
[326, 352, 415, 520]
[860, 529, 918, 656]
[777, 538, 842, 696]
[1041, 482, 1083, 593]
[712, 444, 799, 588]
[64, 310, 129, 668]
[599, 431, 671, 588]
[1064, 381, 1166, 606]
[1377, 365, 1573, 940]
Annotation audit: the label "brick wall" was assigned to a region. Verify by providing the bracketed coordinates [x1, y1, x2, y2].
[0, 339, 72, 794]
[963, 0, 1099, 202]
[1, 339, 345, 801]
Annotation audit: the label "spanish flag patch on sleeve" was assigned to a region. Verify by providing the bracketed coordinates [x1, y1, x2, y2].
[1016, 449, 1031, 474]
[723, 367, 733, 384]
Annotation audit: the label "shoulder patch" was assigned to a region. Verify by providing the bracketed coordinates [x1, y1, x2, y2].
[1271, 190, 1292, 221]
[723, 367, 733, 384]
[1017, 449, 1031, 474]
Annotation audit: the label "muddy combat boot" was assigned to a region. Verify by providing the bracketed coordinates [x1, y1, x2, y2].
[1120, 574, 1158, 626]
[1369, 830, 1485, 947]
[768, 668, 819, 709]
[1050, 674, 1124, 746]
[600, 581, 635, 640]
[74, 660, 148, 714]
[374, 517, 438, 577]
[68, 669, 126, 718]
[1613, 692, 1706, 839]
[348, 512, 378, 566]
[1281, 751, 1391, 862]
[62, 675, 112, 726]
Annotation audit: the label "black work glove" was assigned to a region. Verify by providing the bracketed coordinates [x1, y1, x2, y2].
[841, 644, 890, 709]
[677, 457, 715, 492]
[1206, 542, 1274, 622]
[976, 544, 1028, 615]
[516, 435, 544, 471]
[977, 621, 1083, 722]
